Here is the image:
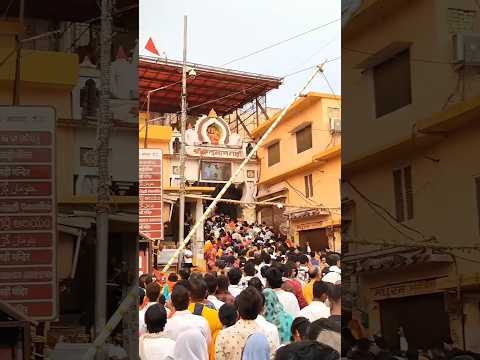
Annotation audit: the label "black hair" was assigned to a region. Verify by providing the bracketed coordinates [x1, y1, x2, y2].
[308, 267, 319, 280]
[326, 253, 340, 267]
[139, 287, 145, 306]
[313, 281, 329, 300]
[285, 261, 298, 278]
[228, 267, 242, 286]
[178, 269, 190, 280]
[274, 340, 339, 360]
[176, 279, 191, 291]
[145, 304, 168, 333]
[189, 278, 208, 301]
[167, 273, 178, 282]
[235, 286, 263, 320]
[217, 275, 230, 292]
[219, 303, 238, 328]
[260, 265, 270, 278]
[145, 282, 161, 303]
[299, 254, 309, 265]
[139, 274, 153, 289]
[244, 261, 256, 277]
[203, 273, 218, 295]
[261, 251, 271, 265]
[327, 283, 341, 303]
[248, 276, 264, 293]
[171, 284, 190, 311]
[291, 317, 311, 342]
[307, 318, 341, 341]
[265, 266, 283, 289]
[254, 254, 263, 266]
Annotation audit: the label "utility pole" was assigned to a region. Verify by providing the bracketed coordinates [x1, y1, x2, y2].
[178, 15, 188, 263]
[96, 0, 112, 359]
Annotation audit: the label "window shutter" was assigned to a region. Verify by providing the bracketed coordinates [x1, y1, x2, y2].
[309, 174, 313, 198]
[404, 166, 414, 219]
[374, 49, 412, 117]
[304, 175, 310, 198]
[268, 142, 280, 167]
[393, 169, 405, 222]
[476, 177, 480, 233]
[296, 125, 312, 153]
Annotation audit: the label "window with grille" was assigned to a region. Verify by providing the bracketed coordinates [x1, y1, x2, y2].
[296, 125, 313, 153]
[268, 142, 280, 167]
[393, 165, 413, 222]
[448, 8, 476, 33]
[305, 174, 313, 198]
[373, 49, 412, 117]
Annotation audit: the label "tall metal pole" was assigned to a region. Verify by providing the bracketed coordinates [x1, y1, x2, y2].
[96, 0, 112, 358]
[178, 16, 188, 255]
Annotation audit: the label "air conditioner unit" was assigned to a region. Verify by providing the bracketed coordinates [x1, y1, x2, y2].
[453, 32, 480, 65]
[330, 117, 341, 133]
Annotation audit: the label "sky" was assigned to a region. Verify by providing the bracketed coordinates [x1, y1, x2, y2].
[139, 0, 341, 108]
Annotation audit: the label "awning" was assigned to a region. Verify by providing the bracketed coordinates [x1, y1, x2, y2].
[343, 247, 452, 273]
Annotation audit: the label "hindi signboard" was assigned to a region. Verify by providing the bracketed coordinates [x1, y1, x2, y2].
[139, 149, 163, 241]
[0, 106, 57, 320]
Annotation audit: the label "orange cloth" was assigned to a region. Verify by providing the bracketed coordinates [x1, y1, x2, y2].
[209, 329, 220, 360]
[303, 279, 315, 305]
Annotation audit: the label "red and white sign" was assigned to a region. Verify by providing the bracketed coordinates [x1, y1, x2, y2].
[139, 149, 163, 241]
[0, 106, 57, 320]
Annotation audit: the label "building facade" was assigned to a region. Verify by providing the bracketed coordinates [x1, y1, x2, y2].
[252, 92, 341, 252]
[343, 0, 480, 352]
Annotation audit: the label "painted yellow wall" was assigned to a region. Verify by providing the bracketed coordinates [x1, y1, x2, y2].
[343, 0, 480, 346]
[254, 93, 341, 248]
[257, 94, 341, 186]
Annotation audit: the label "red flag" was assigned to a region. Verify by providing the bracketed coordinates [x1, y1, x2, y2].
[145, 37, 160, 56]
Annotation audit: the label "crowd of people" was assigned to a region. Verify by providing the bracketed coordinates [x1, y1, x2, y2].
[137, 214, 479, 360]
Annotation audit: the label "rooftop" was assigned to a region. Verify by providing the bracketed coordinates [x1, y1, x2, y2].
[139, 56, 283, 116]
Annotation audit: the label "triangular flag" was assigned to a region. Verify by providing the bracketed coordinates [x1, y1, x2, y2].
[145, 37, 160, 56]
[116, 46, 127, 60]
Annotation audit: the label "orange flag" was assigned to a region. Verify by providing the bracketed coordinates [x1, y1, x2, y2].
[145, 37, 160, 56]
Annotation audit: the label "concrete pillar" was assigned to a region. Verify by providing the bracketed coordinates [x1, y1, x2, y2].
[194, 198, 206, 270]
[241, 205, 256, 224]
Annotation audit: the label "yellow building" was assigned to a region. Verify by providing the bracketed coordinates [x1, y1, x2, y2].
[252, 92, 341, 252]
[343, 0, 480, 352]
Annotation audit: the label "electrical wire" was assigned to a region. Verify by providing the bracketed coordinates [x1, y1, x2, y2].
[220, 18, 340, 67]
[346, 180, 433, 242]
[1, 0, 15, 19]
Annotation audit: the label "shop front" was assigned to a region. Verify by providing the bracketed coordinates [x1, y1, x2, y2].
[344, 247, 459, 351]
[288, 209, 341, 252]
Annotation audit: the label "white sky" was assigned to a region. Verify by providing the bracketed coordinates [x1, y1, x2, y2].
[139, 0, 341, 108]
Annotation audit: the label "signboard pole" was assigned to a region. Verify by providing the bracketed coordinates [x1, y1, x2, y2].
[178, 15, 188, 259]
[96, 1, 112, 359]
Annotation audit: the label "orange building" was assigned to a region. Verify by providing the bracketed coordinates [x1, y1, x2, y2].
[252, 92, 341, 252]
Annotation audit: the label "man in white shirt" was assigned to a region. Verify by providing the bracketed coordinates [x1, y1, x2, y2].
[299, 280, 330, 322]
[265, 266, 300, 318]
[139, 282, 161, 336]
[227, 267, 243, 297]
[164, 284, 211, 345]
[238, 261, 256, 289]
[182, 245, 193, 270]
[204, 273, 225, 310]
[322, 253, 341, 284]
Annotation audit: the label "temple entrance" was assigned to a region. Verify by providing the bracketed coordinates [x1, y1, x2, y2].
[208, 183, 243, 219]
